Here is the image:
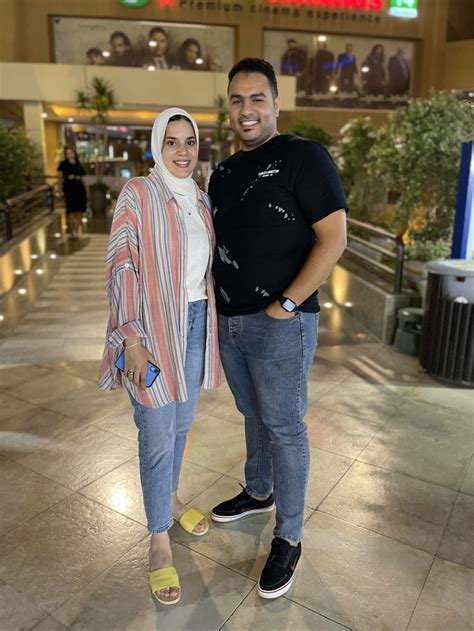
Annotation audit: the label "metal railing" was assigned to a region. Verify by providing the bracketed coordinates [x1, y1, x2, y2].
[0, 185, 55, 245]
[346, 217, 405, 293]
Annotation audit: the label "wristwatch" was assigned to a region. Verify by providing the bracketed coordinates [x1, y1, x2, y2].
[277, 294, 298, 313]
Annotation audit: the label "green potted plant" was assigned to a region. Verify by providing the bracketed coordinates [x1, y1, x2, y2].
[0, 128, 43, 202]
[291, 120, 332, 146]
[369, 92, 474, 300]
[76, 77, 115, 214]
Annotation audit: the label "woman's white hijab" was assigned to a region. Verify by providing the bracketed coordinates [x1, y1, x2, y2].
[151, 107, 199, 199]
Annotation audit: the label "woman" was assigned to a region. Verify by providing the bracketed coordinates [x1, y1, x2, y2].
[98, 108, 220, 605]
[57, 147, 88, 239]
[177, 38, 203, 70]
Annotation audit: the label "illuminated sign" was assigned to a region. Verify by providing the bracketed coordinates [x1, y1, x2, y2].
[118, 0, 149, 7]
[389, 0, 418, 18]
[266, 0, 383, 9]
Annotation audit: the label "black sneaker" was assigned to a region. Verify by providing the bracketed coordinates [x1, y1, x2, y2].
[258, 537, 301, 599]
[211, 486, 274, 522]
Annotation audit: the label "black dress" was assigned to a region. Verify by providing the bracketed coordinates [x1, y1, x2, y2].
[57, 160, 87, 214]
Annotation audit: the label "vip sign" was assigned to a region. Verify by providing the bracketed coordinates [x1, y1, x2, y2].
[389, 0, 418, 18]
[118, 0, 150, 7]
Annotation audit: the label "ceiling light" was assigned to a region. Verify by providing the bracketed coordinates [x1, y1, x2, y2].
[41, 112, 48, 119]
[344, 302, 353, 308]
[102, 51, 111, 58]
[195, 58, 204, 65]
[0, 315, 4, 321]
[323, 302, 333, 309]
[361, 66, 369, 73]
[329, 85, 338, 93]
[18, 288, 27, 295]
[318, 35, 327, 42]
[31, 254, 38, 260]
[36, 269, 44, 275]
[148, 40, 157, 47]
[15, 269, 22, 275]
[67, 117, 74, 123]
[147, 65, 156, 71]
[49, 253, 57, 259]
[54, 232, 61, 238]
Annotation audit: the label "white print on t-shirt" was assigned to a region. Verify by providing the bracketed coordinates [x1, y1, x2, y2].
[268, 202, 295, 222]
[255, 286, 270, 297]
[240, 160, 283, 201]
[218, 245, 239, 269]
[220, 287, 231, 303]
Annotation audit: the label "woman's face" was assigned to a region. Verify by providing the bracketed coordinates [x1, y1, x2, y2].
[185, 43, 199, 64]
[161, 119, 198, 179]
[152, 33, 168, 56]
[65, 148, 76, 161]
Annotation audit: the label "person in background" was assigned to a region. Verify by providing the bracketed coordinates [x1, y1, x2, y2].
[98, 108, 220, 606]
[208, 58, 347, 600]
[280, 38, 307, 92]
[177, 38, 204, 70]
[206, 53, 223, 72]
[335, 43, 358, 93]
[142, 26, 173, 69]
[310, 41, 335, 95]
[388, 48, 410, 96]
[86, 48, 105, 66]
[362, 44, 386, 96]
[57, 147, 88, 239]
[107, 31, 136, 67]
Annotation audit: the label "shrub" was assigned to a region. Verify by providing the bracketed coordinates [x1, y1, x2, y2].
[0, 128, 43, 202]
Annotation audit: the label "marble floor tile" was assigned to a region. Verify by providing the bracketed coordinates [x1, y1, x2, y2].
[309, 355, 353, 384]
[184, 414, 246, 474]
[319, 461, 457, 553]
[290, 511, 433, 630]
[0, 582, 47, 631]
[305, 447, 353, 509]
[406, 384, 474, 417]
[31, 616, 69, 630]
[222, 586, 349, 630]
[461, 457, 474, 495]
[53, 537, 255, 631]
[393, 398, 474, 441]
[306, 405, 382, 459]
[0, 494, 147, 614]
[0, 392, 38, 422]
[91, 407, 138, 441]
[316, 382, 403, 422]
[19, 424, 135, 491]
[438, 493, 474, 568]
[0, 364, 51, 391]
[0, 408, 83, 460]
[358, 422, 473, 490]
[41, 385, 125, 422]
[80, 457, 222, 527]
[43, 359, 102, 384]
[407, 558, 474, 630]
[8, 371, 91, 407]
[0, 456, 70, 535]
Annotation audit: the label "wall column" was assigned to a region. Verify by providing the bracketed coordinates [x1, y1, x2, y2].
[22, 101, 47, 169]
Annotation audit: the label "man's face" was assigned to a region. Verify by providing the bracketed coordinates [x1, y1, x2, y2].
[152, 33, 168, 56]
[346, 45, 353, 54]
[228, 72, 280, 151]
[112, 37, 127, 57]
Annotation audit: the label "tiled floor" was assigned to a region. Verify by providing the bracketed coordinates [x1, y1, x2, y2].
[0, 234, 473, 631]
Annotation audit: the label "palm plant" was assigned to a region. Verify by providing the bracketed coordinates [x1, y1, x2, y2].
[76, 77, 115, 181]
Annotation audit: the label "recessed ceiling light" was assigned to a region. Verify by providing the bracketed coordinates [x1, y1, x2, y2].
[344, 302, 353, 308]
[67, 117, 74, 123]
[18, 288, 27, 295]
[31, 254, 39, 260]
[323, 302, 333, 309]
[54, 232, 61, 238]
[318, 35, 327, 42]
[15, 269, 22, 275]
[36, 269, 44, 275]
[41, 112, 48, 118]
[0, 314, 4, 321]
[49, 253, 57, 259]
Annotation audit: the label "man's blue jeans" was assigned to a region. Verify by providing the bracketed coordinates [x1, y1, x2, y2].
[218, 310, 319, 543]
[129, 300, 207, 533]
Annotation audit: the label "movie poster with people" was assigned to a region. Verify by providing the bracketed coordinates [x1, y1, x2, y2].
[52, 17, 234, 73]
[264, 30, 414, 109]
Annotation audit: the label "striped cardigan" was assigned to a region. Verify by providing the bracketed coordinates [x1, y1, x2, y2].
[98, 170, 221, 407]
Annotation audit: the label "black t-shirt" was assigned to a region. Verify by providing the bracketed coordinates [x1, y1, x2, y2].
[209, 134, 347, 316]
[58, 160, 85, 183]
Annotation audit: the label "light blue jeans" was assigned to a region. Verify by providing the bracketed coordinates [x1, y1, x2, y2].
[218, 310, 318, 543]
[130, 300, 207, 533]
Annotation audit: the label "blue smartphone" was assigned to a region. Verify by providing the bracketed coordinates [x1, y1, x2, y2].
[115, 351, 160, 388]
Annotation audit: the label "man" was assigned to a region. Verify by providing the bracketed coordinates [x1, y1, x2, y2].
[280, 39, 307, 92]
[388, 48, 410, 96]
[208, 58, 347, 599]
[311, 41, 335, 94]
[142, 26, 173, 69]
[336, 43, 358, 94]
[86, 48, 105, 66]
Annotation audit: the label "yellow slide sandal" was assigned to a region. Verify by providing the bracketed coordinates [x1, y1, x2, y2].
[150, 566, 181, 605]
[176, 507, 209, 536]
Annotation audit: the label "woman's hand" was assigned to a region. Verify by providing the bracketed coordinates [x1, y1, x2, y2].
[123, 338, 159, 390]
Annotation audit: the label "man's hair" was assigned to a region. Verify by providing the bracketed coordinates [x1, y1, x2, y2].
[109, 31, 131, 47]
[86, 48, 102, 57]
[149, 26, 168, 40]
[287, 39, 297, 45]
[228, 58, 278, 99]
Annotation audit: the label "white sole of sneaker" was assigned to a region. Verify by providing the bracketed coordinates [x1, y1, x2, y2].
[257, 574, 295, 600]
[210, 504, 275, 523]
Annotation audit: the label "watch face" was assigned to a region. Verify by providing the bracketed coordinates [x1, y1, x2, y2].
[281, 298, 296, 312]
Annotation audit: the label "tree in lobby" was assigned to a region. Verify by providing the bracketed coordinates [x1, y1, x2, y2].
[76, 77, 115, 213]
[0, 128, 43, 202]
[369, 92, 473, 260]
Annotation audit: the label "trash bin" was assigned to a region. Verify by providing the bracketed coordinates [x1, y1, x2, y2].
[394, 308, 423, 355]
[419, 259, 474, 387]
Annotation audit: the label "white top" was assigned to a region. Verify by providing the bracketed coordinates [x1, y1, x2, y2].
[179, 197, 210, 302]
